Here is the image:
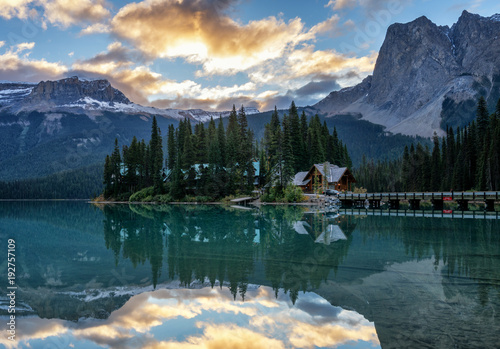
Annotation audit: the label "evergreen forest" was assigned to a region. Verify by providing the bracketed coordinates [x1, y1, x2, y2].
[102, 102, 352, 201]
[355, 97, 500, 192]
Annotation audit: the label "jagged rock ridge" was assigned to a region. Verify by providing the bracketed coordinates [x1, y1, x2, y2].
[25, 76, 131, 105]
[314, 11, 500, 137]
[1, 76, 260, 123]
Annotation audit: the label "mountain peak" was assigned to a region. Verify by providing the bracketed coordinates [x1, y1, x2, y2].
[314, 10, 500, 137]
[25, 76, 130, 106]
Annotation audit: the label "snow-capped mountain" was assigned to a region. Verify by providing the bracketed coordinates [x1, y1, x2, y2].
[0, 76, 259, 123]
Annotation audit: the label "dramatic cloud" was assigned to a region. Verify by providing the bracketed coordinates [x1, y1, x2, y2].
[111, 0, 307, 75]
[6, 286, 379, 349]
[0, 42, 67, 82]
[0, 0, 382, 111]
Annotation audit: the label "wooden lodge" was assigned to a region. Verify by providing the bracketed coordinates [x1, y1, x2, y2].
[293, 163, 356, 192]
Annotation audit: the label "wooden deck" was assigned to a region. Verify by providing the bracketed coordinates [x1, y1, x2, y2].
[230, 197, 254, 205]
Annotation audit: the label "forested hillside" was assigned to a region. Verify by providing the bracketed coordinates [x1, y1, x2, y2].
[355, 97, 500, 192]
[0, 164, 103, 199]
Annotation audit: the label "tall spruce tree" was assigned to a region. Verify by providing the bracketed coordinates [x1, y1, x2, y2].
[149, 116, 164, 194]
[430, 132, 441, 191]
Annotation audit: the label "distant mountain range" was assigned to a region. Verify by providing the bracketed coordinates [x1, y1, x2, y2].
[0, 76, 259, 123]
[313, 10, 500, 137]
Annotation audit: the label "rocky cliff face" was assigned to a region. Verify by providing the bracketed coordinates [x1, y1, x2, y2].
[24, 76, 130, 105]
[315, 11, 500, 137]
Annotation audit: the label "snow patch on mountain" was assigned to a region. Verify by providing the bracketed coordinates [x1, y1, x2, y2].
[60, 96, 260, 122]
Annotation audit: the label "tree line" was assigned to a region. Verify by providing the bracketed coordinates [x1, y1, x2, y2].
[355, 97, 500, 192]
[0, 164, 103, 199]
[102, 102, 353, 201]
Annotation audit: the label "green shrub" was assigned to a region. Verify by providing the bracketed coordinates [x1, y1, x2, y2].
[283, 185, 305, 203]
[143, 195, 154, 202]
[129, 187, 154, 202]
[155, 194, 173, 203]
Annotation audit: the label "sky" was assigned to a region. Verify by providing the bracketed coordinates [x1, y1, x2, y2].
[1, 0, 500, 112]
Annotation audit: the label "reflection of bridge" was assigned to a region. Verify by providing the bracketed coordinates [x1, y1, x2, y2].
[339, 191, 500, 211]
[339, 208, 500, 219]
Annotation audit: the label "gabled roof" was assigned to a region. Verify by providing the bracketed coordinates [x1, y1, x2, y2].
[293, 171, 309, 186]
[309, 163, 355, 183]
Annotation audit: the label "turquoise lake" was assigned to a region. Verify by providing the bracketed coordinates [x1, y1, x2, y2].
[0, 201, 499, 348]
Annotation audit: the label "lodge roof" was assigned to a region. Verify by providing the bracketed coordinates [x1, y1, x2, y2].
[293, 171, 310, 186]
[313, 163, 349, 183]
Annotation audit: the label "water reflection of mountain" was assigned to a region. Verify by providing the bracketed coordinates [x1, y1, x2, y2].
[1, 202, 499, 348]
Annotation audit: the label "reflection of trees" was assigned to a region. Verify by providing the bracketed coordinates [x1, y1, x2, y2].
[102, 205, 164, 287]
[354, 216, 500, 305]
[164, 205, 256, 300]
[101, 204, 356, 302]
[259, 206, 355, 303]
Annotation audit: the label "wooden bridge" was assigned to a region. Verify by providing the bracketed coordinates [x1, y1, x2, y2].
[339, 191, 500, 211]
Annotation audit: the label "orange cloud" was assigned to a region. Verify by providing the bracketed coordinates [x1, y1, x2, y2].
[289, 321, 380, 348]
[111, 0, 306, 75]
[286, 46, 377, 79]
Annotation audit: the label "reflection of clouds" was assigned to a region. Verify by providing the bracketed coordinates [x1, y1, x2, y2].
[0, 318, 68, 348]
[289, 321, 379, 349]
[9, 286, 379, 348]
[143, 323, 285, 349]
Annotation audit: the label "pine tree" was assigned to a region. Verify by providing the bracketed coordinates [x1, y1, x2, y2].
[277, 113, 294, 189]
[111, 138, 122, 197]
[149, 116, 164, 194]
[226, 105, 239, 167]
[167, 124, 176, 170]
[430, 132, 441, 191]
[476, 96, 489, 149]
[217, 116, 226, 168]
[238, 105, 253, 191]
[288, 101, 302, 173]
[103, 155, 112, 197]
[299, 111, 309, 169]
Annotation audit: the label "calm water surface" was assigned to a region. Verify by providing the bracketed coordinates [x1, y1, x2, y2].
[0, 202, 499, 349]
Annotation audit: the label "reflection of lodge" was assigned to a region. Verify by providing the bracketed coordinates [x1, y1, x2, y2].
[293, 220, 347, 245]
